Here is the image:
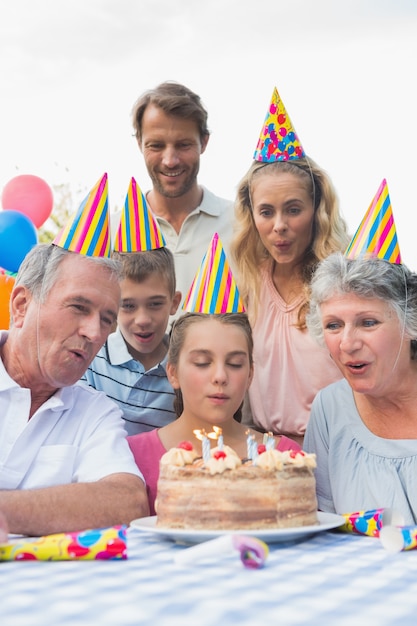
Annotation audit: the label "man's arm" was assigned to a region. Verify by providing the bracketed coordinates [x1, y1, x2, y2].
[0, 473, 149, 536]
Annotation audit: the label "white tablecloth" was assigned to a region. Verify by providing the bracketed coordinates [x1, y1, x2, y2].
[2, 525, 417, 625]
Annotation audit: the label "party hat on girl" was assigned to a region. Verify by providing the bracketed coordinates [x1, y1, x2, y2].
[113, 177, 165, 252]
[182, 233, 245, 313]
[253, 87, 305, 162]
[53, 173, 111, 257]
[345, 178, 402, 264]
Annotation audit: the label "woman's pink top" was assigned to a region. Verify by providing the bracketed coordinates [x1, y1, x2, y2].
[248, 264, 342, 439]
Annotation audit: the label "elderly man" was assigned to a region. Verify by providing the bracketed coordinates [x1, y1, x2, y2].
[0, 241, 149, 537]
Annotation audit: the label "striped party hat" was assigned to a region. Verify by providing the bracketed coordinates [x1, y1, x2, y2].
[345, 179, 402, 264]
[53, 173, 111, 257]
[113, 177, 165, 252]
[254, 87, 305, 162]
[182, 233, 245, 313]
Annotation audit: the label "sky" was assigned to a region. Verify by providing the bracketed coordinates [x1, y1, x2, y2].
[1, 0, 417, 266]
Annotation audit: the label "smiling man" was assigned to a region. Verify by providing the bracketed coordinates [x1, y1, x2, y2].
[128, 81, 234, 314]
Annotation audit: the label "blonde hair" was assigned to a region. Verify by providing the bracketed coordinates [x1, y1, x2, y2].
[230, 158, 350, 327]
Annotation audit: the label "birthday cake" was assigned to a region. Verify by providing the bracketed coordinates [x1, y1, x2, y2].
[155, 442, 318, 530]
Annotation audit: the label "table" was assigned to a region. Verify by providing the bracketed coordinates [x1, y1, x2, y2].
[2, 524, 417, 625]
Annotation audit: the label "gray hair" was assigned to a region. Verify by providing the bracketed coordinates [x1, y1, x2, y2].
[306, 252, 417, 351]
[14, 244, 122, 304]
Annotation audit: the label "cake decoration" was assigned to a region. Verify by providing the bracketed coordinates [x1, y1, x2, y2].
[205, 448, 242, 475]
[159, 445, 198, 467]
[253, 86, 306, 163]
[344, 178, 402, 264]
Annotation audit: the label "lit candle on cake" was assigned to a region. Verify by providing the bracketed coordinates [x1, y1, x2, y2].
[246, 430, 252, 459]
[251, 436, 258, 465]
[266, 432, 275, 451]
[193, 429, 211, 464]
[213, 426, 224, 450]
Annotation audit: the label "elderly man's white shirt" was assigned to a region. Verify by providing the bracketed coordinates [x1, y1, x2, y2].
[0, 332, 142, 490]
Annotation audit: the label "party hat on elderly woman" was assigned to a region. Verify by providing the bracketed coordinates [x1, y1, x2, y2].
[253, 87, 306, 163]
[113, 177, 166, 252]
[182, 233, 245, 313]
[53, 173, 111, 257]
[345, 178, 402, 264]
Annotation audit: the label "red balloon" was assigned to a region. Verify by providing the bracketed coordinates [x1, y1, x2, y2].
[2, 174, 53, 228]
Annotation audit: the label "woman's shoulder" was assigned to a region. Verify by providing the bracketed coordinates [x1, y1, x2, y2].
[315, 378, 351, 402]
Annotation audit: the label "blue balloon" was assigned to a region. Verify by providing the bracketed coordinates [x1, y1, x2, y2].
[0, 210, 38, 273]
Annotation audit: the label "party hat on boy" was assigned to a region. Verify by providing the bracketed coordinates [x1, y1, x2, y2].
[182, 233, 245, 314]
[253, 87, 306, 162]
[53, 173, 111, 257]
[345, 178, 402, 264]
[113, 177, 165, 252]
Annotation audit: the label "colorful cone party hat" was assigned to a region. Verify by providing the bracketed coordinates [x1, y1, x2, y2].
[53, 173, 111, 257]
[113, 177, 166, 252]
[345, 179, 402, 264]
[253, 87, 306, 162]
[182, 233, 245, 314]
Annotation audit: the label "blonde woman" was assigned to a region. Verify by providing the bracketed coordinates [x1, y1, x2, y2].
[231, 157, 350, 446]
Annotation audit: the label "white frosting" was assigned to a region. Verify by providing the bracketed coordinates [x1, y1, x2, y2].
[211, 445, 240, 459]
[160, 446, 199, 467]
[256, 449, 284, 471]
[205, 452, 242, 475]
[278, 450, 317, 469]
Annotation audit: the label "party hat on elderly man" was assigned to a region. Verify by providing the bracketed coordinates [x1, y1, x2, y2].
[345, 178, 402, 264]
[53, 173, 111, 257]
[253, 86, 306, 163]
[182, 233, 245, 313]
[113, 177, 166, 252]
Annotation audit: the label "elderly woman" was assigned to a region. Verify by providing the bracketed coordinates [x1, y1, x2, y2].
[304, 252, 417, 524]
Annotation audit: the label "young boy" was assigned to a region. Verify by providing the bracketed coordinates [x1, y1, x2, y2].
[81, 247, 181, 435]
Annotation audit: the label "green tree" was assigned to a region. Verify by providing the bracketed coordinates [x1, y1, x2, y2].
[38, 182, 80, 243]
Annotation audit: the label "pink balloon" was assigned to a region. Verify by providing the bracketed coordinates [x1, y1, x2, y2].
[1, 174, 54, 228]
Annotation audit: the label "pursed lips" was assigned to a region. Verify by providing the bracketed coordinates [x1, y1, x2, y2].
[208, 393, 229, 400]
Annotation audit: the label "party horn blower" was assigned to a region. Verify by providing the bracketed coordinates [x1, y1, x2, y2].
[379, 525, 417, 553]
[340, 508, 404, 537]
[174, 534, 269, 569]
[0, 525, 127, 561]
